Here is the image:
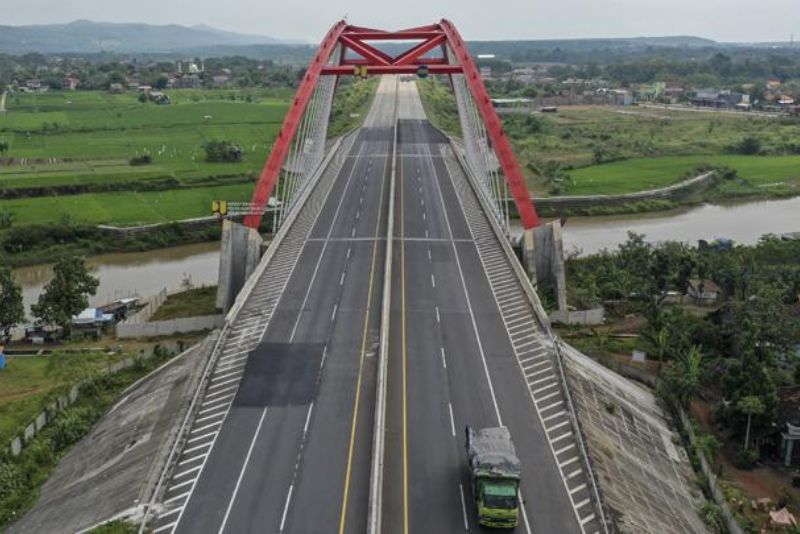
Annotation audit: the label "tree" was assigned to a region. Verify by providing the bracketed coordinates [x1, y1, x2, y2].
[153, 75, 169, 90]
[0, 264, 24, 341]
[528, 160, 571, 195]
[737, 395, 765, 451]
[0, 140, 8, 155]
[658, 345, 704, 409]
[202, 140, 243, 163]
[32, 256, 99, 337]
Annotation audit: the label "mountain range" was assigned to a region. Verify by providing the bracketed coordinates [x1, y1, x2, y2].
[0, 20, 301, 54]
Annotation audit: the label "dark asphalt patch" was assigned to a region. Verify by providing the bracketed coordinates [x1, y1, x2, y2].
[234, 342, 324, 407]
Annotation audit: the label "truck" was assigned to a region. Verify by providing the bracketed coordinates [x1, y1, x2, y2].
[465, 425, 522, 529]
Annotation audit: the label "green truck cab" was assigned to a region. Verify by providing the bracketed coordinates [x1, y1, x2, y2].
[466, 425, 522, 529]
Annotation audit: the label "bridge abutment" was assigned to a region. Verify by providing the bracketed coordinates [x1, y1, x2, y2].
[216, 219, 263, 313]
[522, 220, 568, 312]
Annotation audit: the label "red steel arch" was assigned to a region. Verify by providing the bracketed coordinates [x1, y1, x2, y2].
[244, 20, 541, 230]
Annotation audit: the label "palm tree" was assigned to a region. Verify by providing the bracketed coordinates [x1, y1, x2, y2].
[528, 161, 572, 195]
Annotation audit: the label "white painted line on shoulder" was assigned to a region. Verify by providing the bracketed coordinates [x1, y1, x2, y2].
[182, 441, 214, 456]
[580, 513, 597, 525]
[448, 403, 456, 437]
[570, 483, 587, 495]
[551, 431, 573, 444]
[186, 430, 218, 445]
[431, 274, 436, 288]
[548, 420, 571, 433]
[279, 484, 294, 532]
[458, 484, 470, 531]
[559, 456, 579, 469]
[575, 498, 591, 510]
[172, 464, 202, 479]
[190, 421, 221, 435]
[542, 410, 567, 423]
[331, 304, 338, 323]
[152, 520, 177, 533]
[168, 478, 195, 493]
[340, 272, 346, 286]
[567, 469, 583, 479]
[441, 347, 447, 368]
[178, 453, 208, 467]
[526, 367, 553, 379]
[555, 443, 576, 456]
[163, 491, 190, 505]
[435, 306, 440, 323]
[532, 382, 559, 395]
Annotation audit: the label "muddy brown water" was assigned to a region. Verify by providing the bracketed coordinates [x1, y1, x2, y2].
[14, 241, 220, 317]
[13, 197, 799, 317]
[513, 196, 800, 256]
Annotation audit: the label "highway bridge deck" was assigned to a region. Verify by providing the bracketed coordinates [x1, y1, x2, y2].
[152, 77, 601, 533]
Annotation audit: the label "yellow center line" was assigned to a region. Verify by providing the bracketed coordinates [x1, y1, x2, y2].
[400, 139, 409, 534]
[338, 121, 391, 534]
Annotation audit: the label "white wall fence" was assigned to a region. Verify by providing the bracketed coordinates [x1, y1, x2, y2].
[7, 353, 158, 458]
[116, 315, 223, 338]
[115, 288, 222, 338]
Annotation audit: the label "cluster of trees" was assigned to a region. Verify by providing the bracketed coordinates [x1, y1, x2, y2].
[0, 255, 99, 341]
[568, 234, 800, 464]
[0, 53, 303, 91]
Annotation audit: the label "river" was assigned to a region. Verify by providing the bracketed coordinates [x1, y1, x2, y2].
[541, 196, 800, 256]
[14, 241, 220, 316]
[13, 196, 799, 316]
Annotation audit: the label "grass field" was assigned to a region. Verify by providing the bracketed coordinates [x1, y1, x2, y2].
[0, 352, 125, 444]
[150, 286, 219, 320]
[0, 89, 290, 191]
[1, 182, 255, 226]
[567, 154, 800, 195]
[417, 77, 800, 200]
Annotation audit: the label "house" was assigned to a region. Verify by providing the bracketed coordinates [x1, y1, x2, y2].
[71, 308, 115, 339]
[62, 76, 80, 91]
[109, 83, 125, 94]
[686, 278, 723, 305]
[212, 74, 230, 86]
[99, 297, 139, 322]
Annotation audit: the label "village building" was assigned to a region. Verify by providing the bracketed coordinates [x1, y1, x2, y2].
[686, 278, 723, 305]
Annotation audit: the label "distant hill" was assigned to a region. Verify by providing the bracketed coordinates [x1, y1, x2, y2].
[0, 20, 299, 54]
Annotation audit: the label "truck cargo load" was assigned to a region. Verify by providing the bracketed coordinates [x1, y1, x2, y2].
[466, 425, 521, 528]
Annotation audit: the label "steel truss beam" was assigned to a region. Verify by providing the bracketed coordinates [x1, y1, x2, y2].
[245, 19, 540, 230]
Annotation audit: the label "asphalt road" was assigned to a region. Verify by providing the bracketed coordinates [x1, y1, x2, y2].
[382, 81, 582, 533]
[173, 77, 395, 534]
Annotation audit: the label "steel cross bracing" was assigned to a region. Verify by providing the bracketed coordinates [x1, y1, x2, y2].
[244, 19, 540, 231]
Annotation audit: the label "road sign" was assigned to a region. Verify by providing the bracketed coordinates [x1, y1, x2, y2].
[417, 65, 429, 79]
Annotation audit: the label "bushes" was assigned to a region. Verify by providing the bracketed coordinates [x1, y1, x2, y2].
[50, 407, 97, 449]
[129, 154, 152, 166]
[699, 502, 725, 533]
[728, 136, 762, 155]
[202, 140, 243, 163]
[734, 447, 759, 470]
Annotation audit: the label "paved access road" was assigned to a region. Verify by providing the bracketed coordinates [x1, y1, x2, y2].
[169, 77, 395, 534]
[381, 80, 585, 533]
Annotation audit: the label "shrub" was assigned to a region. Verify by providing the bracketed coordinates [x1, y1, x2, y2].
[699, 501, 725, 533]
[129, 154, 152, 166]
[734, 447, 759, 470]
[728, 136, 762, 155]
[202, 140, 243, 163]
[50, 407, 96, 449]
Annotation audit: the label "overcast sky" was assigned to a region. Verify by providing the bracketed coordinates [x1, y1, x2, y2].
[3, 0, 798, 43]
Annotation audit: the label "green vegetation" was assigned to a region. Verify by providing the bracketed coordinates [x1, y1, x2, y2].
[418, 77, 800, 204]
[0, 264, 24, 339]
[0, 347, 177, 529]
[150, 286, 219, 321]
[0, 89, 288, 192]
[328, 77, 379, 138]
[32, 255, 99, 336]
[0, 352, 127, 446]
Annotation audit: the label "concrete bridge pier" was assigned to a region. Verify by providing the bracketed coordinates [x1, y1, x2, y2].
[521, 220, 568, 312]
[216, 219, 263, 312]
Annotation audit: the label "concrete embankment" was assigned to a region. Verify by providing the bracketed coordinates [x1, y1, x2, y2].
[7, 335, 216, 534]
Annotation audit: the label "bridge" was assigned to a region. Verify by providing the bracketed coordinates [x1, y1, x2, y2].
[133, 20, 706, 534]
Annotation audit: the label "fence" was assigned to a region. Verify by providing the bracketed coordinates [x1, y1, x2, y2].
[678, 408, 745, 534]
[116, 315, 223, 338]
[7, 352, 160, 458]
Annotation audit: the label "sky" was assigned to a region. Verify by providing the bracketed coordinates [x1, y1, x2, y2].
[1, 0, 798, 43]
